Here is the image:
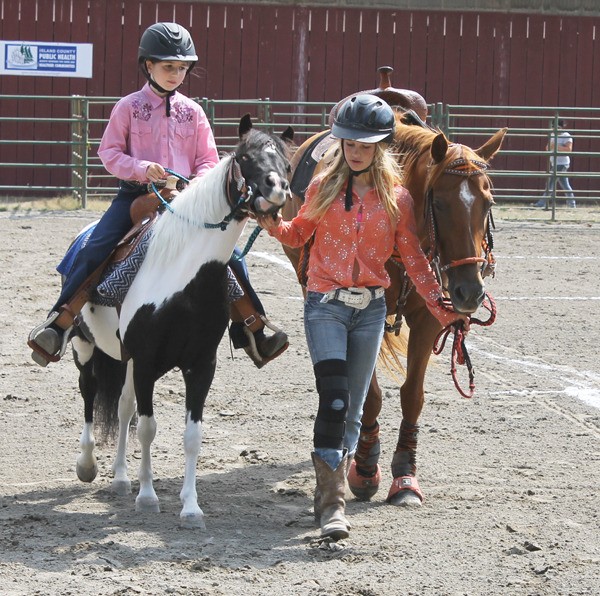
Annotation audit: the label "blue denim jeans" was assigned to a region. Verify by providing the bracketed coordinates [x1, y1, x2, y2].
[543, 164, 575, 200]
[53, 185, 142, 311]
[304, 290, 386, 469]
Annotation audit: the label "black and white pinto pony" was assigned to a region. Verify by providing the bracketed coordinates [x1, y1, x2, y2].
[72, 116, 292, 528]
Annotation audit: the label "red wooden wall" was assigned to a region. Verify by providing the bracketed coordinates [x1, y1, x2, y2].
[2, 2, 598, 105]
[1, 0, 599, 192]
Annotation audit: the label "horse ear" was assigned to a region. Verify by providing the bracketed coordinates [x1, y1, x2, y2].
[281, 126, 294, 144]
[431, 133, 448, 163]
[239, 114, 253, 139]
[475, 128, 508, 161]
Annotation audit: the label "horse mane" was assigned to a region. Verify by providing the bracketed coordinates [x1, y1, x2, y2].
[392, 114, 489, 192]
[145, 156, 232, 265]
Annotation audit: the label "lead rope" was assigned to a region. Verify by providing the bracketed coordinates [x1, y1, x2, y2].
[231, 225, 262, 261]
[433, 293, 497, 398]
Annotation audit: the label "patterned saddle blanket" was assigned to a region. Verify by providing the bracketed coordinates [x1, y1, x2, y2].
[57, 218, 243, 308]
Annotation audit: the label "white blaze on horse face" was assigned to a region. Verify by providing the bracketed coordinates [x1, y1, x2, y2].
[459, 179, 477, 211]
[255, 172, 289, 212]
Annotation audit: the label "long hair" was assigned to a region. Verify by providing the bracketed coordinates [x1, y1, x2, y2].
[303, 140, 403, 224]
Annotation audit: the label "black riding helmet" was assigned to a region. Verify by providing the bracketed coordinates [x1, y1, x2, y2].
[138, 22, 197, 66]
[138, 22, 197, 115]
[332, 94, 395, 210]
[332, 93, 395, 144]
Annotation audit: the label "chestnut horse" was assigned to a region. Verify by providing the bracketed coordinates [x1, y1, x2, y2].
[281, 112, 507, 506]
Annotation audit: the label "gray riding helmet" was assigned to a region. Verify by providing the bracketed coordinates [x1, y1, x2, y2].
[331, 93, 395, 143]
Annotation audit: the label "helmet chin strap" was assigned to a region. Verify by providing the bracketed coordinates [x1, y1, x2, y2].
[342, 144, 372, 211]
[344, 167, 371, 211]
[142, 66, 178, 116]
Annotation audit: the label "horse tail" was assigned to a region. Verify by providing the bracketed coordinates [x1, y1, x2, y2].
[377, 317, 409, 382]
[91, 348, 128, 440]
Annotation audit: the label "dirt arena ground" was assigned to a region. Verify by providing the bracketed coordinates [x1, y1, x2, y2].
[1, 205, 599, 595]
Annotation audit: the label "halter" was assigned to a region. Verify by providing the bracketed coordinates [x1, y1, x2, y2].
[425, 146, 496, 280]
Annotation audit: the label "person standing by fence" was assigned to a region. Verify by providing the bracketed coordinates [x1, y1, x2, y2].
[534, 119, 576, 209]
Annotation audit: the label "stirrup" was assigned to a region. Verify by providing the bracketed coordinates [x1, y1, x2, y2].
[242, 316, 289, 369]
[28, 312, 72, 364]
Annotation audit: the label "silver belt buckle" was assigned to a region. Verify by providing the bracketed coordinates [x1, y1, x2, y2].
[342, 288, 371, 309]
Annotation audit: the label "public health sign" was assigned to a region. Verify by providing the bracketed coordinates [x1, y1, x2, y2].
[0, 41, 93, 77]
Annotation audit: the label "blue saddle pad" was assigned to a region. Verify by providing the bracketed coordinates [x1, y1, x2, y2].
[57, 221, 97, 277]
[56, 220, 153, 307]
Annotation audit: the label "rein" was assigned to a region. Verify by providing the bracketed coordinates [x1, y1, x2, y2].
[386, 144, 499, 398]
[425, 149, 498, 398]
[149, 159, 255, 232]
[433, 293, 497, 398]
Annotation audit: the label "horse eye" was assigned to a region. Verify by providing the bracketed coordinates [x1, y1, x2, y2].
[432, 198, 446, 211]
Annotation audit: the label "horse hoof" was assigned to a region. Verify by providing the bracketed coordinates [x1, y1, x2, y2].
[386, 475, 424, 507]
[135, 495, 160, 513]
[180, 513, 206, 530]
[388, 490, 423, 507]
[347, 460, 381, 501]
[112, 478, 132, 496]
[76, 462, 98, 483]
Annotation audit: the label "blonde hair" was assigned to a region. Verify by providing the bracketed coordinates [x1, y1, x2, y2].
[304, 141, 403, 224]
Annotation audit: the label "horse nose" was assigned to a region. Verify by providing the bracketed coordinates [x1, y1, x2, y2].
[452, 281, 485, 313]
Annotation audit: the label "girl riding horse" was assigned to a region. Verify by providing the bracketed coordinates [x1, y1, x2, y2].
[29, 22, 287, 369]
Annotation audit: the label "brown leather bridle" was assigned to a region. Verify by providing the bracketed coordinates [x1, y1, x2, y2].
[425, 150, 495, 280]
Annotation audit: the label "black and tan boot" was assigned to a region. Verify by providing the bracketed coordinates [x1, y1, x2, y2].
[28, 309, 73, 367]
[311, 451, 350, 541]
[347, 421, 382, 500]
[28, 252, 113, 367]
[229, 293, 288, 368]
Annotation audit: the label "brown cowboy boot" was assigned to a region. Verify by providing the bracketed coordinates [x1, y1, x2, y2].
[311, 452, 351, 541]
[229, 283, 288, 369]
[29, 212, 160, 367]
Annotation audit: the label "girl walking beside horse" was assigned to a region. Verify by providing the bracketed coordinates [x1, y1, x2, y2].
[259, 94, 467, 541]
[29, 22, 287, 368]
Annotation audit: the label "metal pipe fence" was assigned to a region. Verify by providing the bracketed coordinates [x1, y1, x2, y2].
[435, 104, 600, 219]
[1, 95, 599, 220]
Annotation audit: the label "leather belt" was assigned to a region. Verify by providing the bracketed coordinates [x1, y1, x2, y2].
[320, 286, 385, 310]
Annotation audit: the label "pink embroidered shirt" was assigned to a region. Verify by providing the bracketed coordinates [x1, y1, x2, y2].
[268, 180, 457, 327]
[98, 83, 219, 182]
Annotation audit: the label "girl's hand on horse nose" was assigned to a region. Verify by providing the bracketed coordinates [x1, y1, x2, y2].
[257, 213, 281, 230]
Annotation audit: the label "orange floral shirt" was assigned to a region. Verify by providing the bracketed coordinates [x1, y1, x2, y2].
[268, 180, 457, 327]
